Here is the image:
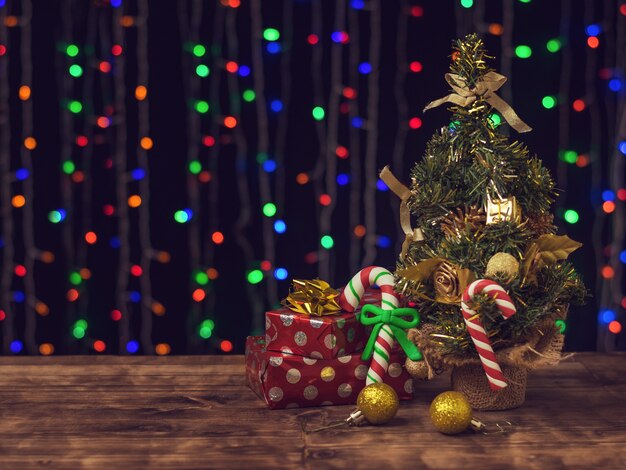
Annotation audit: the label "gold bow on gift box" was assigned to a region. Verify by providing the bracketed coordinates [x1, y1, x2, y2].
[281, 279, 342, 316]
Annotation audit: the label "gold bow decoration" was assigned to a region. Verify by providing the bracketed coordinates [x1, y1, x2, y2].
[380, 166, 424, 260]
[423, 72, 532, 134]
[281, 279, 342, 316]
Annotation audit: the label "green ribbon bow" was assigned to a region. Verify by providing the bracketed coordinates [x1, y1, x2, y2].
[359, 305, 423, 362]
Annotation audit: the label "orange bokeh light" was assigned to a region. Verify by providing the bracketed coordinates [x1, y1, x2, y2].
[601, 265, 615, 279]
[19, 85, 31, 100]
[587, 36, 600, 48]
[135, 85, 147, 101]
[212, 231, 225, 244]
[609, 321, 622, 334]
[224, 116, 237, 128]
[12, 195, 26, 208]
[39, 343, 55, 356]
[140, 137, 153, 150]
[192, 288, 206, 302]
[602, 201, 616, 213]
[24, 137, 37, 150]
[85, 231, 97, 244]
[354, 225, 366, 237]
[155, 343, 171, 355]
[128, 195, 142, 208]
[488, 24, 503, 36]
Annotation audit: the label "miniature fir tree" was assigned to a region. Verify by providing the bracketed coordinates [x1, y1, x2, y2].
[394, 34, 586, 359]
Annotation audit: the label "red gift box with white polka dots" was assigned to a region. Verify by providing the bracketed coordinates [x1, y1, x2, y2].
[264, 289, 380, 360]
[245, 335, 414, 410]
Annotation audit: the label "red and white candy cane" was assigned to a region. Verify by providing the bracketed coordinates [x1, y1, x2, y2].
[338, 266, 399, 385]
[461, 279, 517, 391]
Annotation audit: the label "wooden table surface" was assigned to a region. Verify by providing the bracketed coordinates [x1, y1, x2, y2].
[0, 353, 625, 469]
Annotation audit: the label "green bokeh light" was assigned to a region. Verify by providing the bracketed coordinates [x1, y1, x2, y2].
[195, 100, 209, 114]
[174, 210, 190, 223]
[75, 319, 88, 330]
[68, 100, 83, 113]
[542, 96, 557, 109]
[247, 269, 264, 284]
[460, 0, 473, 8]
[563, 209, 579, 224]
[514, 45, 532, 59]
[242, 89, 256, 102]
[72, 327, 85, 339]
[188, 160, 202, 175]
[555, 319, 567, 333]
[69, 272, 82, 286]
[312, 106, 325, 121]
[62, 161, 76, 174]
[561, 150, 578, 164]
[195, 272, 209, 285]
[193, 44, 206, 57]
[321, 235, 334, 249]
[263, 28, 280, 41]
[201, 319, 215, 330]
[263, 203, 277, 217]
[546, 39, 562, 53]
[488, 113, 502, 127]
[199, 326, 212, 339]
[66, 44, 79, 57]
[48, 211, 63, 224]
[69, 64, 83, 77]
[196, 64, 210, 77]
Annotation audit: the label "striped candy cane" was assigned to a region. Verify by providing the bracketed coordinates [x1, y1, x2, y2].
[338, 266, 400, 385]
[461, 279, 517, 391]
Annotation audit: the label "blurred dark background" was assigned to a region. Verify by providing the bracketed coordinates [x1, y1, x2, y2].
[1, 0, 624, 355]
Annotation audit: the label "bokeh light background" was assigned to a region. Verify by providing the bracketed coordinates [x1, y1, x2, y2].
[1, 0, 625, 355]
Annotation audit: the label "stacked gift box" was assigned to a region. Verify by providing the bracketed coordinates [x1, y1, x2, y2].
[246, 289, 414, 409]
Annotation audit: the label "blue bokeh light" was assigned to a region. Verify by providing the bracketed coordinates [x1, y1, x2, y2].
[273, 220, 287, 234]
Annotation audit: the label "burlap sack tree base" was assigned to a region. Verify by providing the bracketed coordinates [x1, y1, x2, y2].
[406, 318, 566, 411]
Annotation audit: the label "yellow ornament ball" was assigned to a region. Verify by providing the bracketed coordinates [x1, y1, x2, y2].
[357, 383, 399, 425]
[485, 252, 519, 282]
[429, 391, 473, 434]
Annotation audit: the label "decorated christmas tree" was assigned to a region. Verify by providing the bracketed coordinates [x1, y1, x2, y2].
[389, 34, 586, 410]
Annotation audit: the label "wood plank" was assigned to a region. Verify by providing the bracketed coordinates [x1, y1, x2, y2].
[0, 354, 624, 468]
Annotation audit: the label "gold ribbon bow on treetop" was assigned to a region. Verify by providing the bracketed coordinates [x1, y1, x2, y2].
[423, 71, 532, 134]
[282, 279, 342, 316]
[379, 166, 424, 260]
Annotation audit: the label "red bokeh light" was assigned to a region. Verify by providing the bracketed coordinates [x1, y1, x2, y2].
[14, 265, 27, 277]
[409, 61, 423, 73]
[111, 309, 122, 321]
[572, 99, 586, 112]
[130, 265, 143, 277]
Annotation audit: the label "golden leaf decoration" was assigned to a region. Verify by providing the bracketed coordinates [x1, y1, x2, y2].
[535, 234, 582, 266]
[521, 243, 540, 285]
[457, 268, 476, 294]
[397, 257, 445, 282]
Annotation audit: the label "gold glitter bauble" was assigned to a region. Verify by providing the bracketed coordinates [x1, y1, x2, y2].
[356, 383, 399, 425]
[429, 391, 472, 434]
[485, 252, 519, 282]
[405, 357, 429, 380]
